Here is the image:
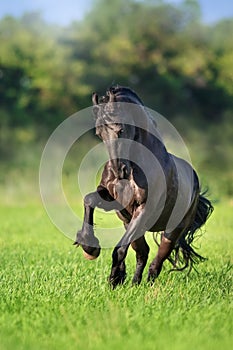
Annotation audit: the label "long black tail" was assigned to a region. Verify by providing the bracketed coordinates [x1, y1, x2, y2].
[169, 192, 214, 272]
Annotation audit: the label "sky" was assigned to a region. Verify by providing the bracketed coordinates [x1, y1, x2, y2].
[0, 0, 233, 26]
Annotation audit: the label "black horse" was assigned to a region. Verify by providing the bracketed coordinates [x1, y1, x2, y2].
[74, 85, 213, 288]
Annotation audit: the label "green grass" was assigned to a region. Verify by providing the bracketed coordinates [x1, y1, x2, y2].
[0, 201, 232, 350]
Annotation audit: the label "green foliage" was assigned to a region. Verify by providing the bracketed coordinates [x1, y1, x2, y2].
[0, 13, 91, 128]
[0, 1, 232, 197]
[0, 1, 233, 126]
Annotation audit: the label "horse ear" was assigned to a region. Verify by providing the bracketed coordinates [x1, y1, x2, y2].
[92, 92, 99, 105]
[92, 92, 99, 119]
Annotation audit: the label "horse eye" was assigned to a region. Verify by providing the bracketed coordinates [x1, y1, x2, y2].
[118, 128, 124, 135]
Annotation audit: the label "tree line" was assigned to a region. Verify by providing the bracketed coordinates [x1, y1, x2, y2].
[0, 0, 232, 130]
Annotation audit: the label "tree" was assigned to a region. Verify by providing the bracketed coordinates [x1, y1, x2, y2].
[0, 1, 232, 128]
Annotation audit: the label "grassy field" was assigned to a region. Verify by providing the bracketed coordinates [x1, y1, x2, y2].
[0, 200, 232, 350]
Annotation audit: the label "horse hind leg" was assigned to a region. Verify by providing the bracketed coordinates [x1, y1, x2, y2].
[147, 213, 196, 283]
[147, 233, 176, 283]
[131, 236, 150, 285]
[148, 191, 212, 281]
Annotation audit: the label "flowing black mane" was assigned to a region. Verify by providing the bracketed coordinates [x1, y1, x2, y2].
[95, 85, 158, 132]
[99, 85, 144, 105]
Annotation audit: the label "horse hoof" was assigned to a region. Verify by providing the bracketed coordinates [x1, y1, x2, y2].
[109, 272, 127, 289]
[147, 273, 157, 285]
[83, 251, 98, 260]
[83, 247, 101, 260]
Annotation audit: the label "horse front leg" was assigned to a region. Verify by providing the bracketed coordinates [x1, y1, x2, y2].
[109, 205, 147, 288]
[74, 188, 124, 260]
[74, 191, 101, 260]
[109, 245, 130, 288]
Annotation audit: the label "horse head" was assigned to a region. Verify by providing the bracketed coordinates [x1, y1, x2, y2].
[92, 86, 143, 179]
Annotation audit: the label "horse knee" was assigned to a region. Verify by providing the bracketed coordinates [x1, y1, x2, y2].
[112, 246, 127, 263]
[84, 191, 115, 210]
[84, 192, 98, 207]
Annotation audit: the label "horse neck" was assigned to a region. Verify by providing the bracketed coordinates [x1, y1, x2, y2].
[135, 127, 168, 159]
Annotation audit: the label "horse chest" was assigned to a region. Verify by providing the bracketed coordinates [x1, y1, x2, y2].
[130, 178, 147, 204]
[107, 176, 146, 211]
